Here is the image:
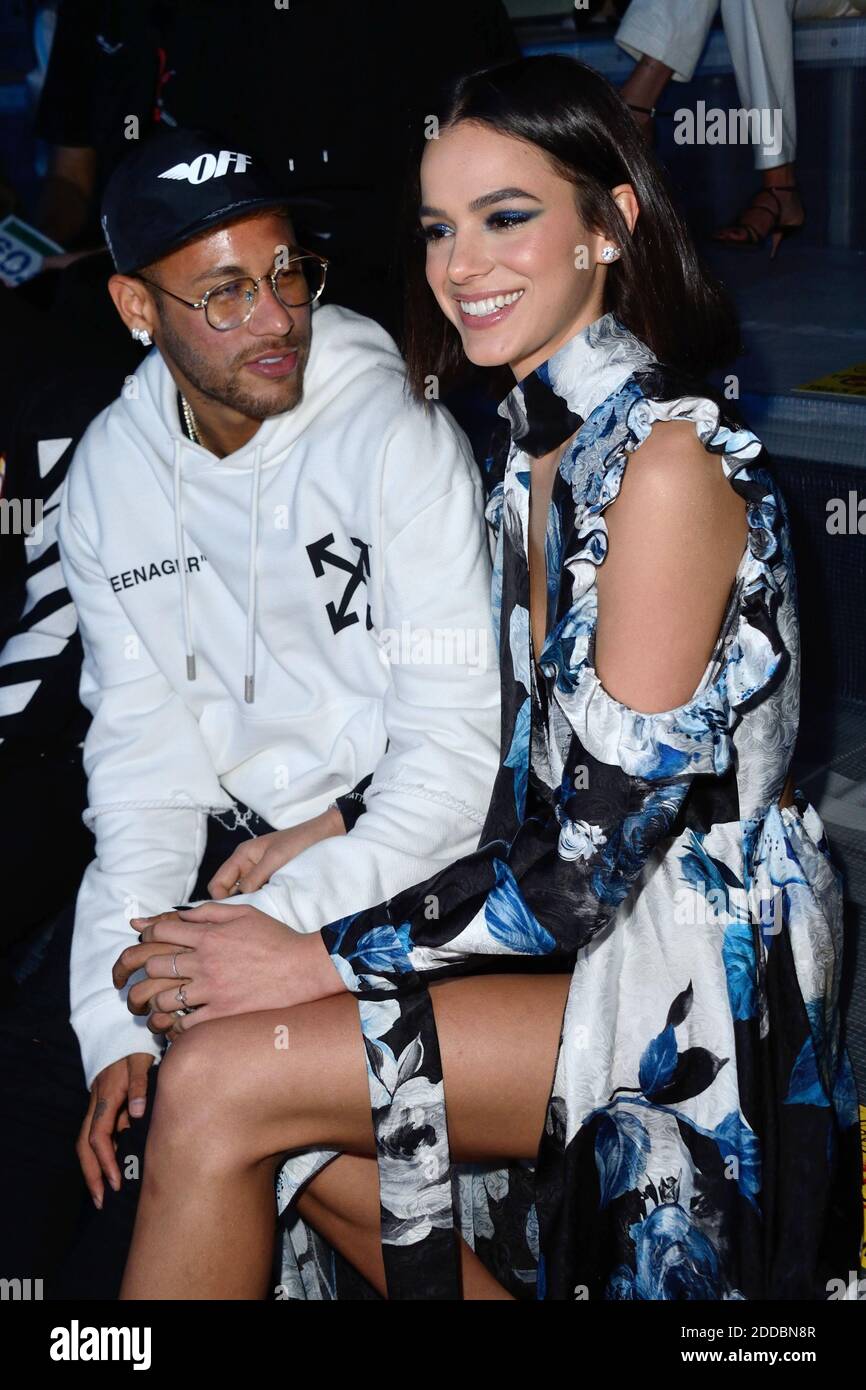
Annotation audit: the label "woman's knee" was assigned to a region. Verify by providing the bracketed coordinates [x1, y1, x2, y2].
[153, 1019, 242, 1134]
[152, 997, 374, 1165]
[154, 1013, 311, 1167]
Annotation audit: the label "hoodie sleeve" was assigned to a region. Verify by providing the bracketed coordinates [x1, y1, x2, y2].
[58, 475, 231, 1088]
[237, 402, 501, 933]
[334, 772, 373, 831]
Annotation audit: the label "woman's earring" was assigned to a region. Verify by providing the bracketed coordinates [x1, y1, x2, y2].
[600, 245, 621, 263]
[132, 327, 152, 346]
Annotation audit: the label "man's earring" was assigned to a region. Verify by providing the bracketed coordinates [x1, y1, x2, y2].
[132, 327, 152, 346]
[600, 245, 621, 263]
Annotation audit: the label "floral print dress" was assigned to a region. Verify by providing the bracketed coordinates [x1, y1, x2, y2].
[273, 312, 862, 1301]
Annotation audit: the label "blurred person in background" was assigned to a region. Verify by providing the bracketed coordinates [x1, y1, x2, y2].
[615, 0, 866, 256]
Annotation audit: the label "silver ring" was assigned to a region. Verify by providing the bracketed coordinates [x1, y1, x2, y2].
[171, 952, 181, 978]
[176, 984, 189, 1008]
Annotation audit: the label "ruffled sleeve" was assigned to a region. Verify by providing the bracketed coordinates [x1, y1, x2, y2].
[542, 385, 790, 785]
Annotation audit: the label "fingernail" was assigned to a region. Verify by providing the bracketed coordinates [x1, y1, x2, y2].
[93, 1195, 102, 1210]
[110, 1177, 121, 1193]
[129, 1098, 145, 1117]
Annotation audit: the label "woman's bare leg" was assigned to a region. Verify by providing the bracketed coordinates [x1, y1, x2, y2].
[119, 971, 571, 1300]
[295, 1154, 515, 1300]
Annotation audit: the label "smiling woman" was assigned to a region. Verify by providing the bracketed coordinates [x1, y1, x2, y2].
[403, 57, 740, 400]
[418, 124, 643, 387]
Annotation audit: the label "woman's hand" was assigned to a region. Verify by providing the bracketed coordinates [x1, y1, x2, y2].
[115, 903, 347, 1038]
[207, 805, 345, 899]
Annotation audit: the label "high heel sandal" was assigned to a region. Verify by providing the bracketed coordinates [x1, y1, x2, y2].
[712, 185, 805, 260]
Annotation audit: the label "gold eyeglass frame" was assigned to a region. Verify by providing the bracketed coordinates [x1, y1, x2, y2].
[137, 250, 329, 329]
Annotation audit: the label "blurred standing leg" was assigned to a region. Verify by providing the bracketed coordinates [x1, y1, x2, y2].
[616, 0, 720, 83]
[712, 0, 853, 248]
[616, 0, 719, 137]
[721, 0, 857, 168]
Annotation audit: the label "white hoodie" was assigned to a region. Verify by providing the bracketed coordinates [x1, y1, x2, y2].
[58, 302, 500, 1087]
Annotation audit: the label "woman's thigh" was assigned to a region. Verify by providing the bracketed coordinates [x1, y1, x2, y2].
[161, 971, 572, 1166]
[426, 971, 571, 1162]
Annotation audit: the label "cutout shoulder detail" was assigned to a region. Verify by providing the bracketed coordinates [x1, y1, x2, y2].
[537, 380, 792, 779]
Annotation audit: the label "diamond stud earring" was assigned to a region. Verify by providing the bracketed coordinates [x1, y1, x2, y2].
[600, 245, 621, 263]
[132, 327, 152, 346]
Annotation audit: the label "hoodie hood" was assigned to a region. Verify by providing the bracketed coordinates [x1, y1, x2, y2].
[114, 303, 407, 702]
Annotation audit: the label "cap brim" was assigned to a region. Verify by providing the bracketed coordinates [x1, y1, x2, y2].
[126, 193, 333, 273]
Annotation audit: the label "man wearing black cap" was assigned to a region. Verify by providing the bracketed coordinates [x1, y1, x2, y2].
[98, 134, 322, 448]
[44, 129, 499, 1295]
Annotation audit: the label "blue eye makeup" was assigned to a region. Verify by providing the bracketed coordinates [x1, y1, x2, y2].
[418, 208, 540, 242]
[485, 209, 538, 230]
[418, 223, 451, 242]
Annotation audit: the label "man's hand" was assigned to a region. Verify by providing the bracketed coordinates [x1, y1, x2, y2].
[115, 903, 346, 1037]
[76, 1053, 155, 1208]
[207, 805, 345, 899]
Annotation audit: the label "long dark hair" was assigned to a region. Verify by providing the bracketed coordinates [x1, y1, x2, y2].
[401, 55, 740, 400]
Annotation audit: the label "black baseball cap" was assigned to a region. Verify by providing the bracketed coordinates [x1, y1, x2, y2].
[100, 127, 323, 275]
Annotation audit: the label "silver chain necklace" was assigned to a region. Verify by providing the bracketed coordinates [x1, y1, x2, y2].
[180, 393, 200, 446]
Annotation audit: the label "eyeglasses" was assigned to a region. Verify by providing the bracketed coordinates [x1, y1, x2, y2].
[137, 251, 329, 330]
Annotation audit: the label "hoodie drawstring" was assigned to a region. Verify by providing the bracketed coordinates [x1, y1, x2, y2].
[172, 436, 262, 704]
[173, 438, 196, 682]
[245, 443, 263, 704]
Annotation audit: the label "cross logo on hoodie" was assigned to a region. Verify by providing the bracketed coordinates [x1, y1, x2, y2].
[306, 533, 373, 635]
